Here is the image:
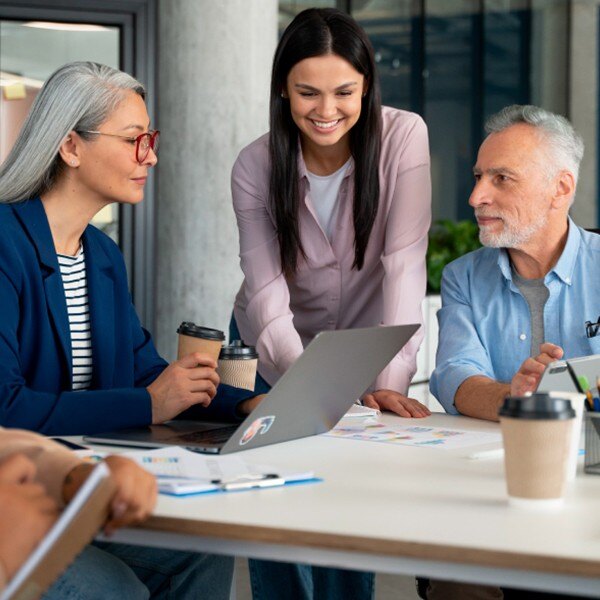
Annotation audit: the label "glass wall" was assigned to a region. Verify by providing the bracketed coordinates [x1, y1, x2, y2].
[278, 0, 573, 224]
[0, 20, 120, 240]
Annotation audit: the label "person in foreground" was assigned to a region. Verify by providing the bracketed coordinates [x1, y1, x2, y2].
[0, 428, 231, 599]
[428, 107, 598, 599]
[229, 7, 431, 600]
[0, 61, 234, 598]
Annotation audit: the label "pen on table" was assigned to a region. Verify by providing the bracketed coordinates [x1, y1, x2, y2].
[467, 448, 504, 460]
[218, 477, 286, 491]
[210, 473, 285, 491]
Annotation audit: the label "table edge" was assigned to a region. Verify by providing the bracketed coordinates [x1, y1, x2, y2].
[142, 516, 600, 578]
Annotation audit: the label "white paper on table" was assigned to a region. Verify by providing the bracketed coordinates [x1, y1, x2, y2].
[118, 447, 314, 495]
[342, 404, 381, 419]
[325, 422, 501, 450]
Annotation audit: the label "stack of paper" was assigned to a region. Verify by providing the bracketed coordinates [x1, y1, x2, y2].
[112, 447, 317, 496]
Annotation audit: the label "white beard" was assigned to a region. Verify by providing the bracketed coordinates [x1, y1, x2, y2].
[478, 213, 548, 249]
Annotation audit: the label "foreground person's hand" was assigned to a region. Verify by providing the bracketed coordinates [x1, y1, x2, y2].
[63, 456, 157, 536]
[0, 455, 59, 579]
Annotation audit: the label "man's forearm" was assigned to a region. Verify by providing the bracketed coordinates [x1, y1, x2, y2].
[454, 376, 510, 421]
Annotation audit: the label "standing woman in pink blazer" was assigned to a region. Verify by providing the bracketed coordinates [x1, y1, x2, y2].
[231, 8, 431, 599]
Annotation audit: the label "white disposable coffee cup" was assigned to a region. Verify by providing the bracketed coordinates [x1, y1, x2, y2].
[499, 394, 575, 508]
[549, 392, 585, 481]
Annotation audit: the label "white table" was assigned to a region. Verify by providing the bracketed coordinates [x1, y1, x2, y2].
[102, 413, 600, 597]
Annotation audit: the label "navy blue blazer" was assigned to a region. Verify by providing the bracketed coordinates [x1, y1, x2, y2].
[0, 198, 245, 435]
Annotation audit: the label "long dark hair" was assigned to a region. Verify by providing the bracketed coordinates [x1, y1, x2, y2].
[269, 8, 382, 276]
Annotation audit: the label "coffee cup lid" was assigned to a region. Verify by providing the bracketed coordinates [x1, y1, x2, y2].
[499, 393, 575, 420]
[176, 322, 225, 341]
[219, 340, 258, 360]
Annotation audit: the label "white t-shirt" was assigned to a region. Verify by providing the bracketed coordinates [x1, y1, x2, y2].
[306, 159, 351, 242]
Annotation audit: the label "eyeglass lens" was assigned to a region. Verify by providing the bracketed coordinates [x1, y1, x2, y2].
[136, 131, 159, 163]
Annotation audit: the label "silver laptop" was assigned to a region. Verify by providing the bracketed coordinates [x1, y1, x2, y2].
[85, 324, 419, 454]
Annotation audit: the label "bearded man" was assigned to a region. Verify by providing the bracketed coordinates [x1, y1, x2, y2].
[430, 104, 600, 421]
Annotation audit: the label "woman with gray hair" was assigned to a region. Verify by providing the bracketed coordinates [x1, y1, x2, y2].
[0, 61, 233, 599]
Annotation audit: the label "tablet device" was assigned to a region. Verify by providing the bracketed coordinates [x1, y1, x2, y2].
[537, 354, 600, 393]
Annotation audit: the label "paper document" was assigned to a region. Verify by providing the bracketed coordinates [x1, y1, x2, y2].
[342, 404, 381, 419]
[117, 447, 317, 496]
[1, 463, 113, 600]
[325, 423, 501, 450]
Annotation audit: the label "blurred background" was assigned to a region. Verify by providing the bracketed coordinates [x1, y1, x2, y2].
[0, 0, 593, 354]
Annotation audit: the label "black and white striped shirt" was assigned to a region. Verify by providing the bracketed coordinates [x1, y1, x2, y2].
[57, 248, 93, 390]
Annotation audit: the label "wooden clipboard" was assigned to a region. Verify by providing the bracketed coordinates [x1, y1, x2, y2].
[2, 463, 116, 600]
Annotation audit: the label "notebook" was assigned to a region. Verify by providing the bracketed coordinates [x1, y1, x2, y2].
[1, 463, 115, 600]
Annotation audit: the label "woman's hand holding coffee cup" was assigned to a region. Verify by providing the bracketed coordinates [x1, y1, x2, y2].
[147, 352, 220, 424]
[510, 343, 563, 397]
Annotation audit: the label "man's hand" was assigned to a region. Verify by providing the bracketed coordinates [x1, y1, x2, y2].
[63, 456, 157, 536]
[510, 343, 563, 397]
[0, 455, 59, 580]
[148, 352, 220, 424]
[361, 390, 431, 418]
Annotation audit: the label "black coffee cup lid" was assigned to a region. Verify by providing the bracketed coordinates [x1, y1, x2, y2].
[176, 322, 225, 341]
[219, 340, 258, 360]
[499, 393, 575, 420]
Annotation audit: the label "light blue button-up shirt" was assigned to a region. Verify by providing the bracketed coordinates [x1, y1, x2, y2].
[430, 219, 600, 414]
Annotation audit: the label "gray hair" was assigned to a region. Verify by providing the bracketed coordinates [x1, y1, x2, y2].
[0, 61, 145, 203]
[484, 104, 584, 183]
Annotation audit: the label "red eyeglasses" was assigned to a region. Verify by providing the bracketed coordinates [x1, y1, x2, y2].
[78, 129, 160, 164]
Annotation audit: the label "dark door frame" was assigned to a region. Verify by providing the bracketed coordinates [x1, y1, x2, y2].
[0, 0, 158, 328]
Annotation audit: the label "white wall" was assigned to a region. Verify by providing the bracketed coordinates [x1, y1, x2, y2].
[155, 0, 278, 360]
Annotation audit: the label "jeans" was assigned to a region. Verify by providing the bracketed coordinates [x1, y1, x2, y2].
[230, 315, 375, 599]
[44, 542, 234, 600]
[249, 561, 375, 600]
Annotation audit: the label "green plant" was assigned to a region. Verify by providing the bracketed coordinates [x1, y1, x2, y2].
[426, 219, 481, 294]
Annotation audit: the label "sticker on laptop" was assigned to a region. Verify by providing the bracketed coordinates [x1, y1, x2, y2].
[240, 416, 276, 446]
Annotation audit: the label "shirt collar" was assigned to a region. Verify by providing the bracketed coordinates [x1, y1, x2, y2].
[296, 138, 355, 180]
[496, 217, 580, 286]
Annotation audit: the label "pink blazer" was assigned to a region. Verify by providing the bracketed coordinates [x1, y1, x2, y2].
[232, 106, 431, 394]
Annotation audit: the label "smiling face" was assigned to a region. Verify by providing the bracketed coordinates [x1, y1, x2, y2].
[285, 53, 365, 158]
[469, 123, 558, 249]
[75, 91, 156, 206]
